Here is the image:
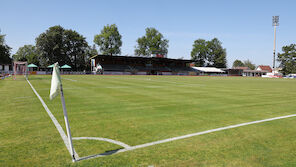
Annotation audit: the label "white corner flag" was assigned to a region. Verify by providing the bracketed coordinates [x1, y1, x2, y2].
[49, 62, 76, 162]
[50, 62, 62, 100]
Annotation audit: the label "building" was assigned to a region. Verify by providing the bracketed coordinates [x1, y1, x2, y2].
[0, 64, 11, 72]
[233, 66, 250, 70]
[257, 65, 272, 72]
[242, 70, 267, 77]
[225, 66, 268, 77]
[191, 67, 225, 76]
[91, 55, 194, 75]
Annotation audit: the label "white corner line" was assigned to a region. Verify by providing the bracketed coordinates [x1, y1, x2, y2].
[62, 78, 77, 82]
[26, 79, 79, 159]
[73, 137, 131, 149]
[78, 113, 296, 161]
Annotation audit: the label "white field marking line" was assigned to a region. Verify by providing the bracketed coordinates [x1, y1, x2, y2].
[26, 79, 79, 159]
[73, 137, 131, 149]
[63, 78, 77, 82]
[77, 113, 296, 161]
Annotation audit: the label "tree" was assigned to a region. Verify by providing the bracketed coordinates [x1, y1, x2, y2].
[13, 45, 40, 65]
[191, 38, 227, 67]
[191, 39, 208, 67]
[232, 59, 244, 67]
[135, 27, 169, 57]
[0, 34, 5, 45]
[63, 29, 89, 71]
[86, 44, 98, 59]
[94, 24, 122, 56]
[243, 59, 256, 70]
[0, 34, 12, 64]
[207, 38, 227, 68]
[277, 44, 296, 75]
[36, 25, 89, 71]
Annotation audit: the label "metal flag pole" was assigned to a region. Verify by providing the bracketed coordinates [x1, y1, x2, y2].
[60, 84, 76, 162]
[273, 25, 276, 71]
[272, 16, 279, 72]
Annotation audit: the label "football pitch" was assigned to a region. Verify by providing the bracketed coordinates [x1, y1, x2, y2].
[1, 75, 296, 166]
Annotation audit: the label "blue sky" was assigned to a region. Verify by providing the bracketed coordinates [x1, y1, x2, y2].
[1, 0, 295, 67]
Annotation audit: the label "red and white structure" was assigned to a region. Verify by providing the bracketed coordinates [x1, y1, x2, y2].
[13, 61, 28, 79]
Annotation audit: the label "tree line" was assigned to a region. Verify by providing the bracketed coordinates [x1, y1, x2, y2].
[232, 59, 256, 70]
[1, 24, 229, 70]
[2, 24, 294, 73]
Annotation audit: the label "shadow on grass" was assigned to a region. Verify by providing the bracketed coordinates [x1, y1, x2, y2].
[77, 148, 122, 161]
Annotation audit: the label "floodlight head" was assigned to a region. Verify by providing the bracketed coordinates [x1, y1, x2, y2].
[272, 16, 279, 26]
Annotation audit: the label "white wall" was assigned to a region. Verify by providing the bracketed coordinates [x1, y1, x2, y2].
[4, 65, 9, 71]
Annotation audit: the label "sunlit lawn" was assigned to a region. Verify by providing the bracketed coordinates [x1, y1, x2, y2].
[1, 75, 296, 166]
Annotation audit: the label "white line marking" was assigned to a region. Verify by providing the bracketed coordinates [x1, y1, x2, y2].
[73, 137, 131, 149]
[63, 78, 77, 82]
[77, 113, 296, 161]
[26, 79, 79, 159]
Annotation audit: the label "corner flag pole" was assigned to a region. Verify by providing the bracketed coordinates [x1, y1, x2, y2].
[60, 84, 76, 162]
[50, 62, 76, 162]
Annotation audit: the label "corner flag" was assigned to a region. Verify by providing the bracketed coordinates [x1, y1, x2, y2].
[49, 62, 76, 162]
[50, 62, 61, 100]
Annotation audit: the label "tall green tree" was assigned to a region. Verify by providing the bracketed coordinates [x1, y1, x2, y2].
[191, 38, 227, 67]
[191, 39, 208, 67]
[0, 34, 12, 64]
[36, 25, 89, 71]
[232, 59, 244, 67]
[243, 59, 256, 70]
[135, 27, 169, 57]
[63, 29, 89, 70]
[13, 45, 40, 65]
[207, 38, 227, 68]
[94, 24, 122, 56]
[277, 44, 296, 75]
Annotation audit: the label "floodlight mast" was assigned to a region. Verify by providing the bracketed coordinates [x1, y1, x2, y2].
[272, 16, 279, 72]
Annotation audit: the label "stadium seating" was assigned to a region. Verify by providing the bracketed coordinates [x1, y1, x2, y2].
[102, 64, 133, 71]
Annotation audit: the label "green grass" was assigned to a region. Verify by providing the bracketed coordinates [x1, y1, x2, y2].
[1, 75, 296, 166]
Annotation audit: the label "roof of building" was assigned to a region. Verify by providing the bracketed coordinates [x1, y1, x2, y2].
[90, 54, 192, 63]
[243, 70, 267, 73]
[233, 66, 250, 70]
[192, 67, 225, 73]
[257, 65, 272, 72]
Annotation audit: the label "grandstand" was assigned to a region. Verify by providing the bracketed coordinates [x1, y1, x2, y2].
[91, 55, 194, 75]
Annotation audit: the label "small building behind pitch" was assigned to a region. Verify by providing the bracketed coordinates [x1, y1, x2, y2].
[191, 67, 226, 76]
